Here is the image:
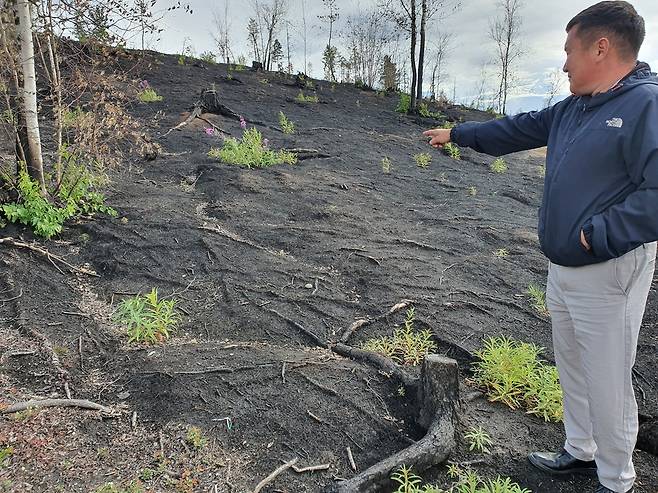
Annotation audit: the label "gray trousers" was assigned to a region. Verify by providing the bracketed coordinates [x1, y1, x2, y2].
[547, 242, 656, 492]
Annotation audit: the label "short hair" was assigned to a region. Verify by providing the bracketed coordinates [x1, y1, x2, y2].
[566, 1, 645, 60]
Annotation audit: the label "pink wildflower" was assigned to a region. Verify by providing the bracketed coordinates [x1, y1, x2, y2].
[139, 79, 150, 90]
[205, 127, 215, 136]
[239, 115, 247, 130]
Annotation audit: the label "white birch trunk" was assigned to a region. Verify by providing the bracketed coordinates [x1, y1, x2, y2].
[15, 0, 45, 192]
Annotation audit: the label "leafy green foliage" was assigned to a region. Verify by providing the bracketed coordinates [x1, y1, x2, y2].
[295, 91, 319, 103]
[396, 93, 411, 113]
[114, 288, 179, 344]
[443, 142, 461, 160]
[464, 426, 492, 453]
[93, 481, 145, 493]
[526, 283, 548, 316]
[138, 88, 163, 103]
[61, 106, 88, 128]
[493, 248, 509, 258]
[391, 465, 531, 493]
[278, 111, 295, 134]
[467, 186, 478, 197]
[490, 158, 508, 174]
[208, 128, 297, 168]
[0, 447, 12, 468]
[199, 51, 216, 63]
[473, 336, 563, 422]
[414, 153, 432, 168]
[418, 103, 444, 119]
[441, 120, 456, 129]
[1, 156, 116, 239]
[186, 426, 208, 450]
[361, 308, 436, 366]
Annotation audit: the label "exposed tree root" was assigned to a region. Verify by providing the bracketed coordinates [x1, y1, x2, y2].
[1, 398, 114, 415]
[331, 343, 417, 390]
[0, 237, 99, 277]
[327, 355, 458, 492]
[339, 299, 414, 343]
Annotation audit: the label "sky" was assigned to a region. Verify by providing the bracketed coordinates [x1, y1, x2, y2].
[142, 0, 658, 114]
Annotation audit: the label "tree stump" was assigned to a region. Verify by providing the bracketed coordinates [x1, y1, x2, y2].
[327, 355, 458, 492]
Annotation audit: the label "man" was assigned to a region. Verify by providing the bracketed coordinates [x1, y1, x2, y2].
[424, 2, 657, 492]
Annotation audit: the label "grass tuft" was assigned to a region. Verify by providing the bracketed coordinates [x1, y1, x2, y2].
[382, 156, 392, 174]
[490, 157, 508, 173]
[208, 128, 297, 168]
[138, 88, 163, 103]
[361, 308, 436, 366]
[526, 283, 548, 316]
[278, 111, 295, 134]
[295, 91, 318, 103]
[114, 288, 179, 344]
[472, 336, 563, 422]
[443, 142, 461, 160]
[414, 153, 432, 168]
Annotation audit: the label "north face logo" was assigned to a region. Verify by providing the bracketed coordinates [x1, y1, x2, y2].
[606, 117, 623, 128]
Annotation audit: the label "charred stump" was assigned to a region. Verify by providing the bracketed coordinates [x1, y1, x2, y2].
[327, 355, 458, 492]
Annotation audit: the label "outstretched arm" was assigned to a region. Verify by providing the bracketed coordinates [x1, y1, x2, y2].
[424, 103, 564, 157]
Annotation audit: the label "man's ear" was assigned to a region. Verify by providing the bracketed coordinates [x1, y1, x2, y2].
[595, 37, 610, 58]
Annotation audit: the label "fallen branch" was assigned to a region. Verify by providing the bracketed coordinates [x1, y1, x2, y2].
[0, 288, 22, 303]
[1, 398, 114, 415]
[292, 463, 330, 473]
[161, 106, 202, 137]
[265, 307, 328, 348]
[253, 457, 298, 493]
[331, 343, 416, 390]
[0, 237, 99, 277]
[340, 299, 414, 344]
[347, 446, 357, 472]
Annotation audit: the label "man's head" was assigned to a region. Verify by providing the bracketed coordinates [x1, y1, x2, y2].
[563, 1, 645, 96]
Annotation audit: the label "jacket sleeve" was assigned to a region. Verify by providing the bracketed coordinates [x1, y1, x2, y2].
[451, 105, 557, 156]
[587, 96, 658, 259]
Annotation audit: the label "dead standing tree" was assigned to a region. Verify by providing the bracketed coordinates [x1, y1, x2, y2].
[381, 0, 460, 112]
[489, 0, 524, 115]
[249, 0, 287, 71]
[318, 0, 339, 82]
[212, 0, 234, 64]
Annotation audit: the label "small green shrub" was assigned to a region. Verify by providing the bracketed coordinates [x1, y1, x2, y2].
[361, 308, 436, 366]
[382, 156, 392, 174]
[61, 106, 88, 128]
[177, 55, 186, 65]
[199, 51, 216, 63]
[1, 156, 116, 239]
[208, 128, 297, 168]
[414, 153, 432, 168]
[493, 248, 509, 258]
[186, 426, 208, 450]
[114, 288, 179, 344]
[391, 465, 531, 493]
[278, 111, 295, 134]
[93, 481, 145, 493]
[490, 157, 508, 174]
[443, 142, 461, 160]
[295, 91, 318, 103]
[396, 93, 411, 113]
[467, 186, 478, 197]
[441, 120, 456, 129]
[527, 283, 548, 316]
[138, 88, 163, 103]
[538, 165, 546, 178]
[464, 426, 492, 454]
[0, 447, 12, 467]
[473, 336, 563, 422]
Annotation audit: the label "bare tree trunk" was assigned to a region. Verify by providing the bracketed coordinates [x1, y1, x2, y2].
[409, 0, 417, 112]
[15, 0, 45, 192]
[415, 0, 427, 103]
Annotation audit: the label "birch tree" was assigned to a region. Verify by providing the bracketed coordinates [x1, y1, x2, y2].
[489, 0, 524, 115]
[15, 0, 45, 192]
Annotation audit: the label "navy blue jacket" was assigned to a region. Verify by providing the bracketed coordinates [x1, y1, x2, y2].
[451, 62, 658, 267]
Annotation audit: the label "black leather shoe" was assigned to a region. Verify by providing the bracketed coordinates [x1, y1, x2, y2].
[595, 484, 633, 493]
[528, 448, 597, 476]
